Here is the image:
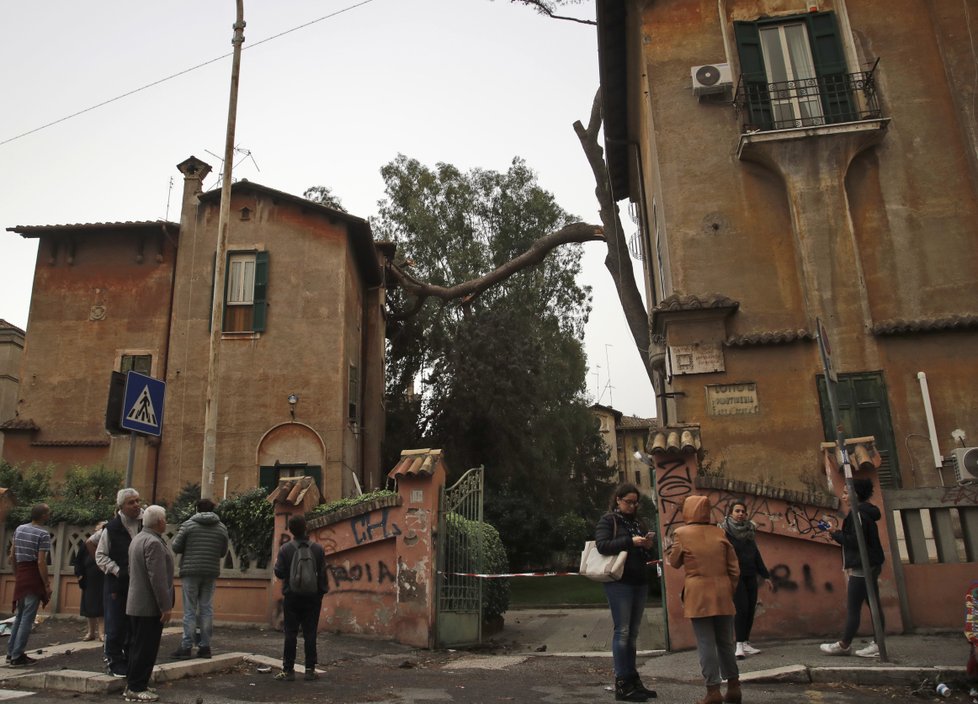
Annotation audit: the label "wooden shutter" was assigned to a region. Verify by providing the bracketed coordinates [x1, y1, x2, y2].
[253, 250, 269, 332]
[733, 21, 773, 130]
[805, 12, 855, 123]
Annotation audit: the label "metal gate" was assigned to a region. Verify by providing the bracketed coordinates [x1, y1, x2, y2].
[435, 466, 484, 648]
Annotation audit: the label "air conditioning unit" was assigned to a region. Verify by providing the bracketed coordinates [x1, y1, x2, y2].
[691, 63, 733, 96]
[952, 447, 978, 482]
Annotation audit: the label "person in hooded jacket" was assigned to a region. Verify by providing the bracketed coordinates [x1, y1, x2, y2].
[594, 483, 658, 702]
[170, 498, 229, 659]
[819, 477, 885, 658]
[666, 495, 741, 704]
[719, 500, 773, 659]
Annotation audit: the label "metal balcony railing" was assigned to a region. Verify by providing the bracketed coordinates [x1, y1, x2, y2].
[734, 59, 882, 134]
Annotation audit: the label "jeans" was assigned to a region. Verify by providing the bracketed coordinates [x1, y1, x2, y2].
[843, 567, 884, 644]
[691, 615, 739, 686]
[103, 580, 130, 670]
[732, 575, 759, 642]
[282, 593, 323, 671]
[7, 593, 41, 660]
[603, 581, 648, 679]
[180, 576, 216, 650]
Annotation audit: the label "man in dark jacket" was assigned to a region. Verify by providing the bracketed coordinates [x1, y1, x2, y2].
[96, 488, 142, 678]
[124, 505, 174, 702]
[820, 478, 885, 658]
[170, 498, 229, 659]
[272, 515, 328, 682]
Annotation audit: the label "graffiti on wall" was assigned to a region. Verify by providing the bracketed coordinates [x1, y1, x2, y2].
[654, 456, 839, 542]
[351, 507, 402, 545]
[768, 563, 835, 593]
[328, 560, 397, 592]
[942, 484, 978, 505]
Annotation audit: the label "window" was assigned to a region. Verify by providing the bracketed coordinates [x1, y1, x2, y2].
[634, 471, 642, 486]
[120, 354, 152, 375]
[348, 364, 359, 420]
[735, 11, 854, 131]
[259, 464, 322, 493]
[816, 372, 900, 488]
[219, 251, 268, 333]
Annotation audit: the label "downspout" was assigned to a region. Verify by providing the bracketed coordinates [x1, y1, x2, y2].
[916, 371, 945, 486]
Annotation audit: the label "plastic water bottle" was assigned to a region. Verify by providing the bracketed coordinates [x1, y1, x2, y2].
[936, 683, 951, 697]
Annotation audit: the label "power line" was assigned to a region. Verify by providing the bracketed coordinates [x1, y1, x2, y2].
[0, 0, 378, 148]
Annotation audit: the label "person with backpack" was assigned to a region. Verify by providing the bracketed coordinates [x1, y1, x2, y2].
[272, 514, 329, 682]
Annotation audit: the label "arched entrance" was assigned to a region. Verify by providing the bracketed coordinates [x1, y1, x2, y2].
[256, 422, 327, 495]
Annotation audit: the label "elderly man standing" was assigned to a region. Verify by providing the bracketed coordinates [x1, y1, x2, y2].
[7, 504, 52, 667]
[124, 505, 174, 703]
[171, 498, 228, 659]
[96, 488, 142, 678]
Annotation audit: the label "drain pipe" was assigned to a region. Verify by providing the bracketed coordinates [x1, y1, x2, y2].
[917, 371, 944, 486]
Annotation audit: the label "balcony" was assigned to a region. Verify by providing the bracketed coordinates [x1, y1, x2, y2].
[734, 59, 882, 134]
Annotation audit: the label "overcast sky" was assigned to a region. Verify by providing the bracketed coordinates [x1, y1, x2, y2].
[0, 0, 654, 418]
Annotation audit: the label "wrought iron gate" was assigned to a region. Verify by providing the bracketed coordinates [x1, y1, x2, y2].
[435, 466, 484, 648]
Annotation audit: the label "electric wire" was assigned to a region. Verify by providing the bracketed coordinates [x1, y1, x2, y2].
[0, 0, 378, 148]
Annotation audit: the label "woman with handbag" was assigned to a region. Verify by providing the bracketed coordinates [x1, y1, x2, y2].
[666, 495, 741, 704]
[595, 483, 657, 702]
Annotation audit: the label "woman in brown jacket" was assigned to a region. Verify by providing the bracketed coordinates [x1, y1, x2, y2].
[666, 495, 742, 704]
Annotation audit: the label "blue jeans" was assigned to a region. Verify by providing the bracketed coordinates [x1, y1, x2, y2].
[7, 593, 40, 661]
[604, 581, 648, 679]
[180, 576, 216, 650]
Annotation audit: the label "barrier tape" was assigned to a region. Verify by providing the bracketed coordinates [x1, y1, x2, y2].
[440, 560, 661, 579]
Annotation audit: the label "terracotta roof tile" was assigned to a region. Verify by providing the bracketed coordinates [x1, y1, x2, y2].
[654, 293, 739, 313]
[872, 315, 978, 335]
[31, 439, 109, 447]
[649, 427, 701, 454]
[265, 476, 321, 510]
[388, 448, 446, 479]
[0, 320, 25, 334]
[8, 221, 178, 237]
[725, 328, 815, 346]
[617, 415, 657, 431]
[0, 418, 39, 431]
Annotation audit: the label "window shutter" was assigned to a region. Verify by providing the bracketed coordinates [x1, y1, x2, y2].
[208, 253, 216, 332]
[805, 12, 854, 123]
[253, 250, 269, 332]
[733, 21, 773, 130]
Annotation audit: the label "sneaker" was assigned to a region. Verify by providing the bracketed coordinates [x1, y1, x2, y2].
[274, 670, 295, 681]
[735, 642, 745, 660]
[107, 663, 128, 678]
[819, 641, 851, 656]
[304, 669, 320, 681]
[196, 646, 212, 659]
[170, 647, 193, 659]
[854, 641, 879, 658]
[123, 688, 159, 702]
[742, 642, 762, 655]
[9, 654, 36, 667]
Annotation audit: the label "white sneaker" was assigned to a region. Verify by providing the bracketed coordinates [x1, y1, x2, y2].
[854, 641, 879, 658]
[742, 642, 762, 655]
[819, 641, 851, 656]
[735, 642, 745, 659]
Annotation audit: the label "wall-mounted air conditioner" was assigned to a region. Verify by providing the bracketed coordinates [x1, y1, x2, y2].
[952, 447, 978, 482]
[691, 63, 733, 97]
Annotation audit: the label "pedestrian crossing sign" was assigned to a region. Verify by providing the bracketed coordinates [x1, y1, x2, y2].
[121, 371, 166, 436]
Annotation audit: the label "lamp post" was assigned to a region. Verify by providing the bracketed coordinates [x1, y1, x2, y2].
[201, 0, 245, 500]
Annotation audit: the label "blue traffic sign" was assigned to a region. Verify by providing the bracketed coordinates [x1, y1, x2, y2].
[121, 371, 166, 436]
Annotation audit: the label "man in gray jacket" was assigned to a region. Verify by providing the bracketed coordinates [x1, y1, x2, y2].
[170, 498, 229, 659]
[124, 505, 173, 703]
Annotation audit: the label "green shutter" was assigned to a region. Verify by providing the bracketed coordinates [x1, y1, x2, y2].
[805, 12, 855, 123]
[733, 21, 773, 130]
[253, 250, 269, 332]
[222, 252, 232, 332]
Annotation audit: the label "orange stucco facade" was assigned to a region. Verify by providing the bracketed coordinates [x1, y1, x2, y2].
[2, 156, 389, 505]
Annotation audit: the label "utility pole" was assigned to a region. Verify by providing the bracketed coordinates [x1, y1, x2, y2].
[817, 318, 888, 661]
[201, 1, 245, 500]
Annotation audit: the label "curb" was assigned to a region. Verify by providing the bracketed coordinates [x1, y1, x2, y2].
[742, 664, 967, 687]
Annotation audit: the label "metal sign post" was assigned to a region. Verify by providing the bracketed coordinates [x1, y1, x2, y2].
[120, 371, 167, 489]
[817, 318, 887, 661]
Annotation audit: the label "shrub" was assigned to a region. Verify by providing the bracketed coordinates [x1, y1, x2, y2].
[216, 488, 274, 569]
[1, 461, 119, 527]
[445, 512, 510, 622]
[309, 489, 397, 518]
[170, 483, 203, 524]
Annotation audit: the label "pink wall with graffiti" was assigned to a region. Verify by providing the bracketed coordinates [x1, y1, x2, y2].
[655, 449, 903, 650]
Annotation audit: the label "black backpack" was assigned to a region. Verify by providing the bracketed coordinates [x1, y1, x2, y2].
[288, 540, 318, 595]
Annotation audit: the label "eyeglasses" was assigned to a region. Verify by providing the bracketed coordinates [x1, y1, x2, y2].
[619, 499, 639, 506]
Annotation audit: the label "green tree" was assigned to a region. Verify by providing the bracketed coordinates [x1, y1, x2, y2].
[302, 185, 346, 212]
[374, 154, 607, 568]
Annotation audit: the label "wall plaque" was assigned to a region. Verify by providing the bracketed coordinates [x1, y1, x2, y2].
[668, 343, 724, 375]
[706, 383, 759, 416]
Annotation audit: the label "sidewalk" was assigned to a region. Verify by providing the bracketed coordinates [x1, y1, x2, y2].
[0, 612, 969, 695]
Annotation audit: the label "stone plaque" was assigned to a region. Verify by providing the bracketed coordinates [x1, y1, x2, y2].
[668, 343, 724, 375]
[706, 383, 759, 417]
